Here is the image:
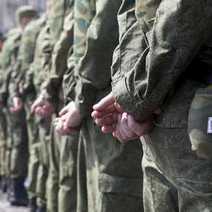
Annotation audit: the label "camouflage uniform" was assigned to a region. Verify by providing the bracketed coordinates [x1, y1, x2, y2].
[11, 16, 46, 210]
[0, 29, 22, 191]
[40, 1, 78, 211]
[110, 0, 212, 211]
[0, 27, 25, 204]
[0, 38, 7, 190]
[29, 23, 53, 210]
[5, 6, 38, 205]
[64, 0, 143, 211]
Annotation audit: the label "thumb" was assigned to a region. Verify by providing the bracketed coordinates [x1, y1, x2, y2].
[127, 115, 150, 137]
[93, 92, 115, 111]
[59, 105, 69, 117]
[31, 98, 43, 113]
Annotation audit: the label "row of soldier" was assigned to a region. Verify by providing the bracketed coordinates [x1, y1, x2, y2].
[0, 1, 212, 212]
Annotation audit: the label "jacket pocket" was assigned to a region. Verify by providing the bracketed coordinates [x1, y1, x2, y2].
[99, 173, 142, 197]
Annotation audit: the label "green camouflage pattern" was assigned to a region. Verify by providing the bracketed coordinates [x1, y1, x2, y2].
[142, 126, 212, 212]
[111, 0, 212, 211]
[47, 0, 73, 43]
[36, 120, 51, 208]
[42, 1, 78, 212]
[73, 0, 95, 63]
[14, 16, 47, 200]
[65, 0, 144, 212]
[47, 129, 79, 212]
[30, 24, 53, 93]
[111, 0, 212, 122]
[0, 109, 7, 177]
[79, 118, 143, 212]
[63, 0, 95, 102]
[3, 27, 29, 180]
[30, 23, 52, 208]
[42, 8, 74, 106]
[73, 0, 122, 118]
[0, 28, 22, 103]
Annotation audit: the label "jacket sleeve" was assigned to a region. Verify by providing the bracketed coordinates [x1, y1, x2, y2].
[74, 0, 122, 118]
[42, 11, 74, 103]
[112, 0, 211, 121]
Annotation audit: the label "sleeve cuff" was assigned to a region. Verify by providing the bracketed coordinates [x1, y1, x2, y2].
[74, 80, 97, 119]
[112, 78, 156, 122]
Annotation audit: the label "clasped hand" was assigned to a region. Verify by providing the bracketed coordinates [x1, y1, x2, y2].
[92, 93, 154, 143]
[53, 101, 82, 135]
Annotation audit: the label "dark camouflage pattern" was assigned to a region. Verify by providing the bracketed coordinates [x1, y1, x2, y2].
[111, 0, 212, 211]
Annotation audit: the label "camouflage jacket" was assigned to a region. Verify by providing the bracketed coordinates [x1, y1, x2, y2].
[38, 0, 74, 109]
[9, 16, 46, 99]
[42, 0, 74, 106]
[72, 0, 122, 118]
[111, 0, 212, 128]
[0, 28, 22, 104]
[63, 0, 95, 103]
[30, 23, 53, 94]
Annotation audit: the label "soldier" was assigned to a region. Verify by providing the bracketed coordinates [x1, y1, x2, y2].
[55, 0, 144, 212]
[0, 32, 7, 192]
[10, 15, 46, 212]
[28, 22, 52, 212]
[3, 5, 38, 206]
[92, 0, 212, 211]
[0, 27, 22, 199]
[31, 1, 78, 211]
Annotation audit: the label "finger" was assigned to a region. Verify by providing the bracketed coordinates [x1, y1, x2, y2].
[35, 107, 47, 117]
[63, 113, 72, 129]
[31, 99, 43, 113]
[112, 117, 127, 142]
[42, 105, 53, 115]
[119, 114, 137, 139]
[116, 114, 129, 139]
[95, 115, 117, 127]
[93, 93, 115, 111]
[59, 106, 68, 116]
[31, 103, 36, 113]
[91, 111, 103, 119]
[128, 115, 153, 136]
[114, 102, 124, 113]
[127, 115, 144, 136]
[112, 130, 127, 144]
[91, 106, 116, 118]
[101, 125, 115, 134]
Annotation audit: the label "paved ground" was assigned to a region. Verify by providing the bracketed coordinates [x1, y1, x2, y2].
[0, 193, 28, 212]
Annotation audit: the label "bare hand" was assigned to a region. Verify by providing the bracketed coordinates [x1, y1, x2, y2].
[92, 92, 123, 130]
[10, 97, 23, 113]
[31, 96, 54, 118]
[55, 102, 82, 135]
[112, 113, 154, 143]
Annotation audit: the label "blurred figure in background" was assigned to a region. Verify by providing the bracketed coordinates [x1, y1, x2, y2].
[0, 5, 38, 206]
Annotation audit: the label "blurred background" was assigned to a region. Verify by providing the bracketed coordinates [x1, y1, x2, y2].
[0, 0, 46, 33]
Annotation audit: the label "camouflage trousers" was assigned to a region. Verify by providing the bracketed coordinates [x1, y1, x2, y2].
[25, 102, 40, 199]
[6, 108, 28, 179]
[0, 110, 7, 177]
[36, 117, 51, 208]
[47, 129, 78, 212]
[77, 117, 143, 212]
[141, 127, 212, 212]
[27, 142, 40, 200]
